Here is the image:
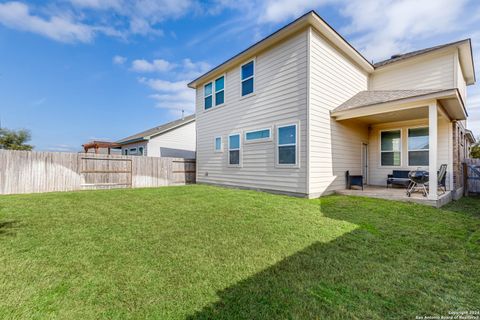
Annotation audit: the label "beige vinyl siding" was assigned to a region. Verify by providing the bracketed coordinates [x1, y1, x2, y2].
[308, 28, 369, 195]
[368, 117, 450, 187]
[146, 121, 196, 157]
[455, 56, 467, 101]
[195, 31, 308, 194]
[370, 51, 455, 91]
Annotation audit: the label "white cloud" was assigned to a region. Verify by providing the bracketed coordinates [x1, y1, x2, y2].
[134, 58, 210, 113]
[139, 78, 194, 113]
[340, 0, 470, 61]
[69, 0, 123, 10]
[113, 55, 127, 65]
[260, 0, 329, 23]
[0, 1, 95, 43]
[131, 59, 174, 73]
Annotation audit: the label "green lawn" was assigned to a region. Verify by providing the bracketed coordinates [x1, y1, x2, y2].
[0, 185, 479, 319]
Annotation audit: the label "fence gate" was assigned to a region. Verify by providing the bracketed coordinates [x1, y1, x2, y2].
[463, 159, 480, 195]
[81, 156, 133, 190]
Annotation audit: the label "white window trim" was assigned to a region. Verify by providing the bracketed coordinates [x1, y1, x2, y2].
[214, 136, 223, 153]
[228, 133, 242, 167]
[379, 129, 402, 167]
[407, 126, 429, 167]
[204, 82, 213, 110]
[244, 127, 272, 144]
[275, 123, 299, 168]
[214, 74, 226, 107]
[240, 58, 255, 99]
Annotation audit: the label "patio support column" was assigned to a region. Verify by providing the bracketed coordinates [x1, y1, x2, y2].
[428, 102, 438, 200]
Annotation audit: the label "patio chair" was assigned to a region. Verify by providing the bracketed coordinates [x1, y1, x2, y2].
[345, 171, 364, 190]
[427, 164, 447, 194]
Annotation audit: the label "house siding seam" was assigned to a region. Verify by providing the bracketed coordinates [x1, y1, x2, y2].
[195, 30, 309, 194]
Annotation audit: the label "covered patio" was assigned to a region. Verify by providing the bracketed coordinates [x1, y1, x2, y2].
[331, 88, 467, 207]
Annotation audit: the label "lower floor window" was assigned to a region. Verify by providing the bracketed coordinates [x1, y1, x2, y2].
[408, 127, 429, 166]
[277, 124, 297, 165]
[229, 134, 240, 165]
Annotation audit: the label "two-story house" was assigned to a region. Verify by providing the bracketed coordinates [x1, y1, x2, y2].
[188, 11, 476, 206]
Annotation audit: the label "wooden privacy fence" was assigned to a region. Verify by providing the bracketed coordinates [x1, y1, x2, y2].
[463, 159, 480, 195]
[0, 150, 195, 195]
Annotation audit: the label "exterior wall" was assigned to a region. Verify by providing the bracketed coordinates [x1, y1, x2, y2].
[146, 121, 196, 158]
[368, 117, 450, 187]
[308, 28, 369, 195]
[195, 31, 309, 194]
[452, 121, 470, 195]
[120, 141, 148, 156]
[370, 50, 455, 91]
[455, 55, 467, 102]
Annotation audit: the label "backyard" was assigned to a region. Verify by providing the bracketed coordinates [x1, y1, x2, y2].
[0, 185, 479, 319]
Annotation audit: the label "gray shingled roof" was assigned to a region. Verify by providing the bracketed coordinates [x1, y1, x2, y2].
[333, 89, 449, 113]
[374, 39, 469, 68]
[117, 114, 195, 144]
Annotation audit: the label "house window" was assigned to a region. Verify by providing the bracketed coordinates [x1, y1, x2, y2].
[381, 130, 401, 166]
[204, 82, 213, 110]
[215, 76, 225, 106]
[214, 136, 222, 152]
[245, 128, 271, 142]
[408, 127, 429, 166]
[277, 124, 297, 165]
[129, 148, 137, 155]
[241, 60, 254, 96]
[138, 146, 144, 156]
[228, 134, 241, 166]
[123, 149, 128, 155]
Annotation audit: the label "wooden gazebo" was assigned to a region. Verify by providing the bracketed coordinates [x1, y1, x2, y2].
[82, 141, 121, 154]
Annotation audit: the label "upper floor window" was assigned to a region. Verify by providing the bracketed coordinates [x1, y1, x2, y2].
[408, 127, 429, 166]
[204, 82, 213, 110]
[204, 76, 225, 110]
[215, 76, 225, 106]
[277, 124, 297, 165]
[241, 60, 254, 96]
[381, 130, 401, 166]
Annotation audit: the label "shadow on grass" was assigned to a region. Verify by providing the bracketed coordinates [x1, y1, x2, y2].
[0, 220, 19, 236]
[187, 197, 480, 320]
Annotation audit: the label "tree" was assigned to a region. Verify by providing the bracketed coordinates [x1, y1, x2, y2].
[0, 128, 34, 150]
[471, 140, 480, 159]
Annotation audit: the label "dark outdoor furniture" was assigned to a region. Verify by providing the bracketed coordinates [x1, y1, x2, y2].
[426, 164, 448, 194]
[405, 164, 448, 197]
[346, 171, 364, 190]
[406, 170, 429, 197]
[387, 170, 410, 188]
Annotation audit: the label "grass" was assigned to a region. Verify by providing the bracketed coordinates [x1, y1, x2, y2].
[0, 185, 479, 319]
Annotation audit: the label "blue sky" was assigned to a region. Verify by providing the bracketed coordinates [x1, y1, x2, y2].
[0, 0, 479, 152]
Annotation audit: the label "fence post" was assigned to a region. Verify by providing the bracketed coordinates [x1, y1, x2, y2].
[463, 162, 468, 196]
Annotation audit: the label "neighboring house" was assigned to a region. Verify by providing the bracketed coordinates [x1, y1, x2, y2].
[116, 114, 196, 158]
[188, 11, 476, 204]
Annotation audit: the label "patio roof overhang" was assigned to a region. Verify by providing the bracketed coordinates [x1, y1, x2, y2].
[331, 89, 466, 123]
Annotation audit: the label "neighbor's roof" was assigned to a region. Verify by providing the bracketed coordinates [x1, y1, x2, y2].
[187, 10, 374, 88]
[465, 129, 477, 143]
[332, 89, 449, 113]
[117, 114, 195, 145]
